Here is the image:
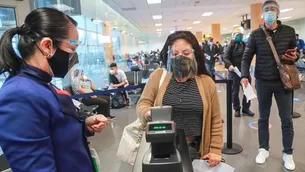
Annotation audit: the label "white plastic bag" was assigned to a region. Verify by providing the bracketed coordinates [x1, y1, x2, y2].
[192, 160, 235, 172]
[90, 148, 101, 172]
[117, 118, 145, 165]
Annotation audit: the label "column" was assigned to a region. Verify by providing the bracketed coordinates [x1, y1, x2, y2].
[103, 21, 113, 64]
[132, 36, 136, 53]
[195, 32, 203, 43]
[250, 3, 264, 66]
[211, 24, 221, 43]
[251, 3, 264, 30]
[120, 32, 127, 57]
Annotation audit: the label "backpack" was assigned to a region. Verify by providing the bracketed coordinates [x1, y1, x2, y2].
[109, 74, 127, 109]
[111, 93, 126, 109]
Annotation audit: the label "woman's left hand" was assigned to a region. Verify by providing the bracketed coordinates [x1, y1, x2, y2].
[85, 115, 108, 133]
[201, 153, 222, 167]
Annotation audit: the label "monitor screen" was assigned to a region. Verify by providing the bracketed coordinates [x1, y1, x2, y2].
[149, 123, 172, 131]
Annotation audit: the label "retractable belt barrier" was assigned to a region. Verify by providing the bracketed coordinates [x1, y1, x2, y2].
[213, 72, 243, 155]
[71, 84, 146, 99]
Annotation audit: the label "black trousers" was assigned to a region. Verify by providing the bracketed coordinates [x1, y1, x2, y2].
[256, 79, 294, 154]
[228, 72, 251, 111]
[82, 95, 111, 117]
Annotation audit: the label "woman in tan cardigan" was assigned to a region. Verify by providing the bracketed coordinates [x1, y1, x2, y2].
[137, 31, 223, 167]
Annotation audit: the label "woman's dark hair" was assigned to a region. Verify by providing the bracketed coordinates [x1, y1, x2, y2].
[160, 31, 210, 76]
[0, 7, 78, 75]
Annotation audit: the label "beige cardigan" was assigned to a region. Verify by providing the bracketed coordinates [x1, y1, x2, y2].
[136, 69, 223, 156]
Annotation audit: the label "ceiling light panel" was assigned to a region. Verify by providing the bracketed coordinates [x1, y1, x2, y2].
[202, 12, 214, 16]
[280, 8, 293, 13]
[186, 27, 192, 30]
[153, 15, 162, 20]
[193, 21, 201, 24]
[156, 29, 162, 31]
[155, 23, 162, 26]
[147, 0, 161, 4]
[279, 16, 292, 20]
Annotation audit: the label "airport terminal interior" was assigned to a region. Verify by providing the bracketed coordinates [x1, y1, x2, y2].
[1, 0, 305, 172]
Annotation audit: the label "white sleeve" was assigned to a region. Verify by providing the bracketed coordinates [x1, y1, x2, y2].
[120, 70, 127, 81]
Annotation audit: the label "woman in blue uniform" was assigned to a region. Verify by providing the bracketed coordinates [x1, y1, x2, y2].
[0, 8, 108, 171]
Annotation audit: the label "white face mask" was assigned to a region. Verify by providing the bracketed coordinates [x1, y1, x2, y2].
[110, 70, 115, 75]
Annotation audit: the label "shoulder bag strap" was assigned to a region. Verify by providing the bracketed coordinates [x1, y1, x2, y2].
[153, 69, 167, 107]
[159, 68, 167, 89]
[262, 27, 282, 67]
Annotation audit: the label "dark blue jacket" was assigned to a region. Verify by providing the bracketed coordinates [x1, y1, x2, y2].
[0, 64, 94, 172]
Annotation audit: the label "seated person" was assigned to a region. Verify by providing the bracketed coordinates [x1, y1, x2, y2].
[109, 63, 130, 106]
[136, 31, 223, 167]
[73, 69, 115, 119]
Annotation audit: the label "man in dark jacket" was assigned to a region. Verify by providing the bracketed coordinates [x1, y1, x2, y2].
[203, 37, 220, 80]
[224, 26, 254, 117]
[241, 0, 297, 170]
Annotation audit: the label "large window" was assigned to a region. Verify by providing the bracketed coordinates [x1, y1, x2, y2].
[0, 7, 17, 88]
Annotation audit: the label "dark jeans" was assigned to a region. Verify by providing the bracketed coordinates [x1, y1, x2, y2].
[205, 63, 215, 80]
[256, 79, 294, 154]
[228, 72, 251, 111]
[82, 95, 111, 117]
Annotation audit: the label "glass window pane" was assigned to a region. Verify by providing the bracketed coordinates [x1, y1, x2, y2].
[0, 7, 17, 88]
[72, 15, 85, 29]
[85, 16, 97, 32]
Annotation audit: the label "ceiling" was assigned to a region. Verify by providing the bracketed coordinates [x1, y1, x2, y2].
[103, 0, 305, 40]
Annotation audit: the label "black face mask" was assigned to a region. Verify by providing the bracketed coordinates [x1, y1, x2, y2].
[48, 48, 73, 78]
[171, 55, 197, 79]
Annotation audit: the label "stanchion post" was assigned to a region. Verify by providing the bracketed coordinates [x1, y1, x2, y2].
[226, 79, 233, 148]
[220, 79, 243, 155]
[291, 90, 301, 118]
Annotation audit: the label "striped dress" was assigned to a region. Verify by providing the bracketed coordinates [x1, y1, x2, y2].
[163, 77, 203, 137]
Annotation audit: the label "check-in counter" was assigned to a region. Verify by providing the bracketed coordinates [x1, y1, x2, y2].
[132, 129, 194, 172]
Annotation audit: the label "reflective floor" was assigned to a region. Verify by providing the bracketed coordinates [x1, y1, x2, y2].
[89, 80, 305, 172]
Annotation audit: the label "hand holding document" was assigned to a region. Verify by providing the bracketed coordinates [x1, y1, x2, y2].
[192, 160, 235, 172]
[232, 66, 257, 102]
[233, 67, 241, 77]
[242, 83, 257, 103]
[206, 55, 211, 60]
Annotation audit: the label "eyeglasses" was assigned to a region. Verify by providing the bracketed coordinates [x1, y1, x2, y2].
[170, 49, 194, 58]
[54, 39, 82, 45]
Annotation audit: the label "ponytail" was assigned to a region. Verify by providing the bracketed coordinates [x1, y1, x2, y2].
[0, 28, 23, 75]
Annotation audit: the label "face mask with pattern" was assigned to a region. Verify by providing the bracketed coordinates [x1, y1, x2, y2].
[170, 55, 197, 80]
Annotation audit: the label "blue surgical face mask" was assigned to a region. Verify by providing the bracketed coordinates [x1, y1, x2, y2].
[263, 11, 277, 25]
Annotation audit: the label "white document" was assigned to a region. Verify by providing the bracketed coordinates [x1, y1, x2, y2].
[242, 83, 257, 103]
[206, 55, 211, 60]
[233, 67, 241, 77]
[192, 160, 235, 172]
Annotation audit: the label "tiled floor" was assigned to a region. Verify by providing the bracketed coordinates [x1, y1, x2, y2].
[89, 80, 305, 172]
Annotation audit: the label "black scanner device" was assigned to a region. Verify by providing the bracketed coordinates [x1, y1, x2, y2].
[142, 121, 183, 172]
